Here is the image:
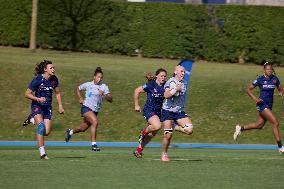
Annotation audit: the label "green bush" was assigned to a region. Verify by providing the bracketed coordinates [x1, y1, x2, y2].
[1, 0, 284, 64]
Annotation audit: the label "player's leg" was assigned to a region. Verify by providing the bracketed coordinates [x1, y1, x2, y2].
[175, 113, 193, 135]
[34, 113, 48, 159]
[161, 120, 173, 162]
[134, 115, 162, 158]
[65, 118, 91, 142]
[233, 114, 266, 140]
[261, 109, 284, 154]
[84, 111, 100, 151]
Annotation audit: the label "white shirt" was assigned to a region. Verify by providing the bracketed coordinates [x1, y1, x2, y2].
[79, 81, 110, 112]
[162, 77, 187, 112]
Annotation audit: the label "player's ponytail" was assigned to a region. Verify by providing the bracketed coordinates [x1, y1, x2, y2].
[94, 67, 103, 76]
[145, 72, 156, 81]
[35, 60, 52, 75]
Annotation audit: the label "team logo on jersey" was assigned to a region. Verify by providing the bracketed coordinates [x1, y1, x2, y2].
[264, 81, 267, 85]
[34, 107, 39, 112]
[273, 79, 277, 84]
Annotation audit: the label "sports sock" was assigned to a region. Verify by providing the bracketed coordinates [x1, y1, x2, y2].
[30, 117, 35, 125]
[277, 140, 282, 148]
[136, 146, 143, 153]
[69, 129, 74, 135]
[91, 142, 97, 146]
[39, 146, 46, 156]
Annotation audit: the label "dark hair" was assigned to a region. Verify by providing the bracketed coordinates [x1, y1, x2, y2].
[35, 60, 53, 75]
[94, 67, 103, 76]
[145, 68, 167, 81]
[264, 62, 276, 75]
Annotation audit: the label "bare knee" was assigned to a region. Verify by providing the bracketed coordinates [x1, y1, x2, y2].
[271, 121, 279, 128]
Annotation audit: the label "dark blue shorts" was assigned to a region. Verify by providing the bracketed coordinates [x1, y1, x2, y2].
[160, 109, 188, 122]
[31, 104, 52, 120]
[256, 102, 272, 113]
[143, 108, 161, 121]
[81, 105, 98, 117]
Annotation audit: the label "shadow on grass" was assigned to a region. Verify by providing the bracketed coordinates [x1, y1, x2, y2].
[149, 158, 202, 162]
[54, 156, 86, 159]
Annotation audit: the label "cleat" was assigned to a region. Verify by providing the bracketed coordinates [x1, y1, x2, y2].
[65, 128, 72, 142]
[40, 154, 49, 160]
[22, 114, 32, 127]
[91, 144, 101, 152]
[161, 153, 170, 162]
[233, 124, 241, 140]
[279, 146, 284, 154]
[133, 150, 143, 158]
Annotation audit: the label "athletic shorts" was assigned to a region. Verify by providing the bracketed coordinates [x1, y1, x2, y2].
[81, 105, 98, 117]
[31, 104, 52, 120]
[143, 108, 161, 121]
[256, 102, 272, 113]
[160, 109, 188, 122]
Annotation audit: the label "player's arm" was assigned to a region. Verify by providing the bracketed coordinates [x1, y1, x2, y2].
[104, 93, 113, 103]
[24, 88, 46, 103]
[134, 86, 145, 112]
[76, 86, 84, 104]
[164, 81, 181, 99]
[246, 84, 262, 104]
[55, 87, 64, 114]
[277, 83, 283, 97]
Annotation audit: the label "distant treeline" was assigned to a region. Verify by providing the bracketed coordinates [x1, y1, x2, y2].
[1, 0, 284, 64]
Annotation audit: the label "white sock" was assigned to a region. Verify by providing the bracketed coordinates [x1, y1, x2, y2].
[91, 142, 97, 146]
[69, 129, 73, 135]
[30, 117, 35, 125]
[39, 146, 46, 156]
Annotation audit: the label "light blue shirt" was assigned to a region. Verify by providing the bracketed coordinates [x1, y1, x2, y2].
[79, 81, 110, 112]
[162, 77, 187, 112]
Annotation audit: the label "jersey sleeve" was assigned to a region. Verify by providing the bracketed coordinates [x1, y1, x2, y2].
[165, 78, 176, 90]
[252, 77, 260, 87]
[275, 77, 281, 88]
[103, 84, 110, 95]
[28, 76, 41, 91]
[142, 82, 151, 93]
[78, 82, 89, 91]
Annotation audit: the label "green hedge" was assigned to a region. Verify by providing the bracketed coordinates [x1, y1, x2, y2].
[1, 0, 284, 64]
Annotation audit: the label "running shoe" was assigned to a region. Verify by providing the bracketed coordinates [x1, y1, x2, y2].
[279, 146, 284, 154]
[161, 153, 170, 162]
[40, 154, 49, 160]
[233, 124, 241, 140]
[91, 144, 101, 152]
[65, 128, 72, 142]
[22, 114, 32, 127]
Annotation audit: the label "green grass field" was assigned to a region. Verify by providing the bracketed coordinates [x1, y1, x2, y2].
[1, 46, 284, 144]
[0, 147, 284, 189]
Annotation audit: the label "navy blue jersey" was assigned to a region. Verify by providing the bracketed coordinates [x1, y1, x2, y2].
[253, 75, 280, 105]
[142, 80, 165, 111]
[28, 74, 59, 106]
